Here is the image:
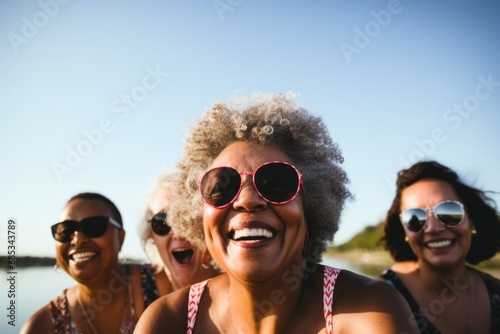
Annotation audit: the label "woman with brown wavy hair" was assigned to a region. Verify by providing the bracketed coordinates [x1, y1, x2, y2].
[379, 161, 500, 333]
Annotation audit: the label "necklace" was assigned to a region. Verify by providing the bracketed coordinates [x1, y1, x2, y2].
[77, 293, 99, 334]
[76, 279, 131, 334]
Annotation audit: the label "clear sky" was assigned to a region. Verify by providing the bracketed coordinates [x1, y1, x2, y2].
[1, 0, 499, 261]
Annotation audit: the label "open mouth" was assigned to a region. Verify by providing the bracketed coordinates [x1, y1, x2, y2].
[426, 239, 453, 249]
[229, 228, 276, 241]
[172, 248, 194, 264]
[69, 251, 98, 264]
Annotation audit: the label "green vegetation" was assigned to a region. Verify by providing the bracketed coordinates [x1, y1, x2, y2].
[327, 222, 385, 253]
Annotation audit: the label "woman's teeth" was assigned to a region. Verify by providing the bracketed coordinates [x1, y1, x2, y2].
[70, 252, 97, 263]
[233, 228, 274, 240]
[427, 240, 452, 248]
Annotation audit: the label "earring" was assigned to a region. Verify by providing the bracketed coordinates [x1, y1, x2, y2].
[404, 236, 409, 242]
[471, 229, 477, 235]
[201, 249, 211, 269]
[53, 262, 63, 274]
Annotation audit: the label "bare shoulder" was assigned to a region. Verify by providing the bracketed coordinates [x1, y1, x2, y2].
[134, 285, 191, 334]
[337, 270, 406, 306]
[390, 261, 418, 274]
[375, 262, 418, 282]
[20, 304, 53, 334]
[126, 262, 147, 276]
[333, 269, 419, 334]
[154, 268, 174, 296]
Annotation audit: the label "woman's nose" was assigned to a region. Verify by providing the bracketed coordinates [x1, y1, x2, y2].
[70, 230, 89, 245]
[423, 211, 445, 233]
[232, 178, 267, 211]
[171, 232, 186, 242]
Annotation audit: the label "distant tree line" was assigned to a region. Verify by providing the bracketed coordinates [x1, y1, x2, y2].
[0, 256, 55, 268]
[328, 222, 385, 252]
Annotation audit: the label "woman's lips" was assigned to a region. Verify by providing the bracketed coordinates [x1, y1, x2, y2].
[172, 248, 194, 265]
[69, 251, 98, 264]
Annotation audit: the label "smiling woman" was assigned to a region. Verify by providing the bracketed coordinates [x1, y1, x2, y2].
[379, 161, 500, 333]
[138, 173, 220, 292]
[134, 93, 420, 334]
[20, 192, 167, 334]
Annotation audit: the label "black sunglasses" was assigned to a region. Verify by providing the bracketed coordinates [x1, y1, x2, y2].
[51, 216, 122, 243]
[148, 212, 171, 236]
[400, 200, 466, 232]
[199, 161, 303, 209]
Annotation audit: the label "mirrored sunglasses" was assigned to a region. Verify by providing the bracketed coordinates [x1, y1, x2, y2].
[199, 161, 303, 209]
[400, 200, 465, 232]
[148, 212, 171, 236]
[51, 216, 122, 243]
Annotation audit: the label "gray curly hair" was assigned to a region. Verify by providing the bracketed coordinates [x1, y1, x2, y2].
[168, 93, 351, 262]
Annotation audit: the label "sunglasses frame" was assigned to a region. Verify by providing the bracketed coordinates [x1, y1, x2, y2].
[148, 212, 171, 236]
[51, 216, 122, 243]
[199, 160, 303, 209]
[399, 200, 466, 233]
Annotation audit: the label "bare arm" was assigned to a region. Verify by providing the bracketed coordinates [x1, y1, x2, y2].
[134, 286, 190, 334]
[333, 271, 419, 334]
[20, 304, 53, 334]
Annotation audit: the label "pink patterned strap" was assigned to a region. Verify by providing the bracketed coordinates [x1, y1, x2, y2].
[323, 266, 341, 334]
[186, 279, 210, 334]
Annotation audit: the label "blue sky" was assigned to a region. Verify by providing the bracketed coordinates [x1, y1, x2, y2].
[1, 0, 499, 261]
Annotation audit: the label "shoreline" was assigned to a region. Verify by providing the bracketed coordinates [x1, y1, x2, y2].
[325, 249, 500, 278]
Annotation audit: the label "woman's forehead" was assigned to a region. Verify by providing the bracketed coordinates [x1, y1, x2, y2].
[59, 198, 112, 221]
[210, 142, 292, 169]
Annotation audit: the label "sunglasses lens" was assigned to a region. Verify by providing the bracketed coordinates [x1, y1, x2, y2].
[80, 216, 110, 238]
[435, 201, 464, 226]
[255, 163, 300, 203]
[401, 209, 427, 232]
[150, 213, 171, 236]
[51, 221, 76, 243]
[201, 167, 241, 207]
[51, 216, 112, 243]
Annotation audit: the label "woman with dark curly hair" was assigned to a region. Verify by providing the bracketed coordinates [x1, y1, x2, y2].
[135, 93, 418, 333]
[379, 160, 500, 334]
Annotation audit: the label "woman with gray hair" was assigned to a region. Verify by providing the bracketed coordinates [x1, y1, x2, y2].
[139, 173, 220, 293]
[135, 93, 418, 333]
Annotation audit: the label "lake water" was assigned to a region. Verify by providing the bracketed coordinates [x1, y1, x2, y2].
[0, 259, 385, 334]
[1, 267, 75, 334]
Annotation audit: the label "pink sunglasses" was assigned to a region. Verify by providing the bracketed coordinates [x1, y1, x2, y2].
[199, 161, 303, 208]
